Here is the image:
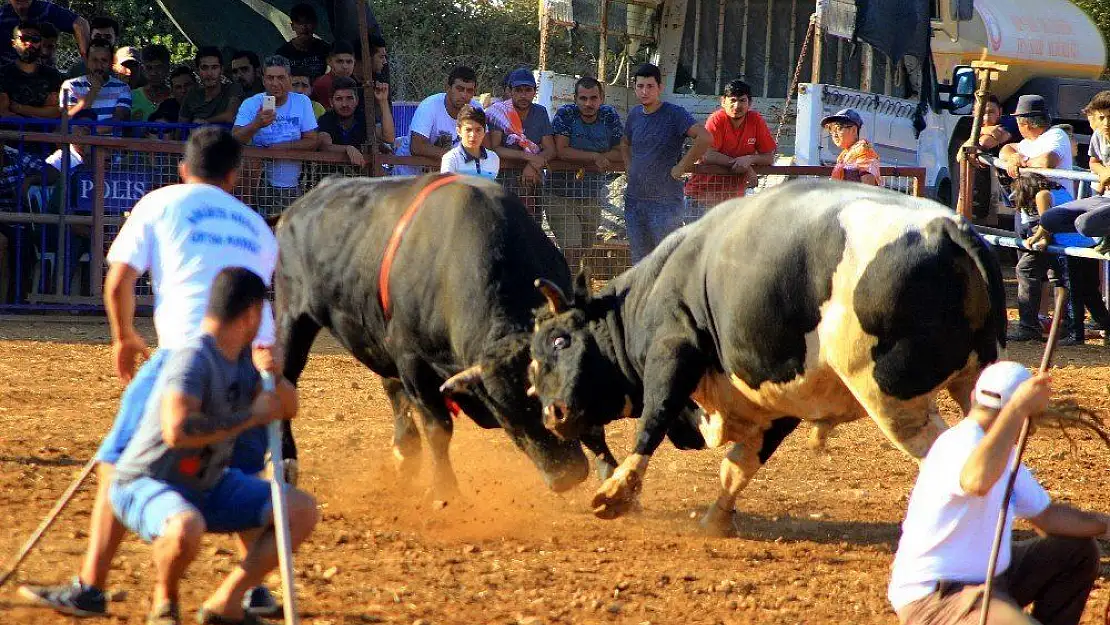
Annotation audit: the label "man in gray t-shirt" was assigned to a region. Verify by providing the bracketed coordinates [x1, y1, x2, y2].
[109, 267, 316, 625]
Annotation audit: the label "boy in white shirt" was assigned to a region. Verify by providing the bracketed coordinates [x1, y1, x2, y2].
[889, 362, 1107, 625]
[440, 104, 499, 179]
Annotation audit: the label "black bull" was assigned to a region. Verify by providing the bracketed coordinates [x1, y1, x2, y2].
[272, 174, 703, 495]
[528, 180, 1007, 531]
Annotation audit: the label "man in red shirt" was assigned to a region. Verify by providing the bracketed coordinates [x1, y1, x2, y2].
[684, 79, 776, 213]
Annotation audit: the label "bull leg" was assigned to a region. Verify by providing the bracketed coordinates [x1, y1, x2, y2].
[397, 357, 460, 502]
[276, 312, 321, 468]
[580, 425, 618, 482]
[945, 365, 980, 417]
[592, 335, 707, 519]
[382, 377, 422, 487]
[700, 417, 801, 537]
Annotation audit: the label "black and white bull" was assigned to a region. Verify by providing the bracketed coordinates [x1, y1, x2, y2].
[273, 174, 604, 497]
[527, 180, 1006, 533]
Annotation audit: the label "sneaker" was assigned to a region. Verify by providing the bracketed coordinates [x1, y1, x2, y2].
[1006, 326, 1045, 342]
[1058, 335, 1085, 347]
[18, 577, 107, 617]
[242, 586, 281, 618]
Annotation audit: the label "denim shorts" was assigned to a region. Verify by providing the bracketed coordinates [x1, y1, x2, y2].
[110, 469, 275, 543]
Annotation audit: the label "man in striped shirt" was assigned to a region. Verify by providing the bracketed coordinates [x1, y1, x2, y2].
[60, 38, 130, 123]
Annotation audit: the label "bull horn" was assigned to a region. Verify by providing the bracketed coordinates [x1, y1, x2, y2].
[534, 278, 570, 314]
[439, 365, 484, 394]
[526, 385, 538, 397]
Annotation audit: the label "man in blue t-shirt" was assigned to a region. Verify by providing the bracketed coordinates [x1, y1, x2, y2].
[233, 54, 319, 213]
[550, 76, 623, 250]
[110, 267, 315, 625]
[621, 63, 710, 261]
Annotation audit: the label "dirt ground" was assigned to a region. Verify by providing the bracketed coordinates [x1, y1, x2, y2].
[1, 313, 1110, 625]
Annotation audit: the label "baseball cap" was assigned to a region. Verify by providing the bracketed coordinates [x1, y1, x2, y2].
[1013, 94, 1048, 118]
[820, 108, 863, 129]
[973, 361, 1033, 409]
[507, 68, 537, 89]
[114, 46, 140, 65]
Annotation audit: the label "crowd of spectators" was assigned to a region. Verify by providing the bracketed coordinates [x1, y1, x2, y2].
[0, 0, 793, 303]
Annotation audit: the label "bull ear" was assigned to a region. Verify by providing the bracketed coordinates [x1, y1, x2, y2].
[534, 278, 570, 314]
[573, 269, 591, 304]
[439, 365, 484, 395]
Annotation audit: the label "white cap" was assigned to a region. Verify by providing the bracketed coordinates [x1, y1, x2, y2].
[973, 361, 1033, 409]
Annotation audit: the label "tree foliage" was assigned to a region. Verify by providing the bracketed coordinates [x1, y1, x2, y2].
[373, 0, 541, 100]
[54, 0, 193, 68]
[1074, 0, 1110, 78]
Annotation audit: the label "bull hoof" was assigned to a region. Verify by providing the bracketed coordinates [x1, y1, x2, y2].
[590, 471, 642, 520]
[699, 503, 736, 537]
[392, 445, 422, 489]
[596, 459, 617, 483]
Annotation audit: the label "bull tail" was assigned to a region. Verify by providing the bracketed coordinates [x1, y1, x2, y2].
[942, 217, 1008, 355]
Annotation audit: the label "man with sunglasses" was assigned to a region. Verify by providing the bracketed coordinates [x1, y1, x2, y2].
[0, 20, 61, 120]
[0, 0, 89, 66]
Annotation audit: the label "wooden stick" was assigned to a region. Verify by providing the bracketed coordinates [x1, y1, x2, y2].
[0, 457, 97, 588]
[978, 286, 1067, 625]
[262, 372, 299, 625]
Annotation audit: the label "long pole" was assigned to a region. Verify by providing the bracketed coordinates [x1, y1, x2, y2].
[978, 287, 1067, 625]
[356, 0, 378, 176]
[262, 372, 299, 625]
[0, 457, 97, 588]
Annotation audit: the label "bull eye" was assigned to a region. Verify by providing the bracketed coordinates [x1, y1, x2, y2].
[552, 335, 570, 351]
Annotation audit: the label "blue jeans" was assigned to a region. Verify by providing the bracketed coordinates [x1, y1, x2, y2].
[625, 196, 685, 262]
[110, 469, 275, 542]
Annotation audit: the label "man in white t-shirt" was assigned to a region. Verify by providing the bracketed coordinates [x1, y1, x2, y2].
[233, 54, 319, 210]
[393, 65, 480, 175]
[18, 128, 284, 620]
[889, 362, 1107, 625]
[999, 95, 1074, 198]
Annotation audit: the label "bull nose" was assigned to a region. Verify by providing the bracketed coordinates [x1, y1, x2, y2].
[543, 402, 570, 431]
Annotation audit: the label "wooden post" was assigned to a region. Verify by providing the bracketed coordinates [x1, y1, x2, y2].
[810, 14, 823, 82]
[956, 61, 1007, 219]
[740, 0, 750, 79]
[715, 0, 727, 94]
[539, 0, 550, 72]
[356, 0, 378, 176]
[761, 0, 773, 96]
[860, 43, 873, 93]
[598, 0, 610, 81]
[691, 0, 701, 83]
[91, 150, 106, 298]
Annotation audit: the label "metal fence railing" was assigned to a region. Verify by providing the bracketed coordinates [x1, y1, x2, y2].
[0, 131, 361, 310]
[0, 126, 925, 311]
[381, 155, 925, 279]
